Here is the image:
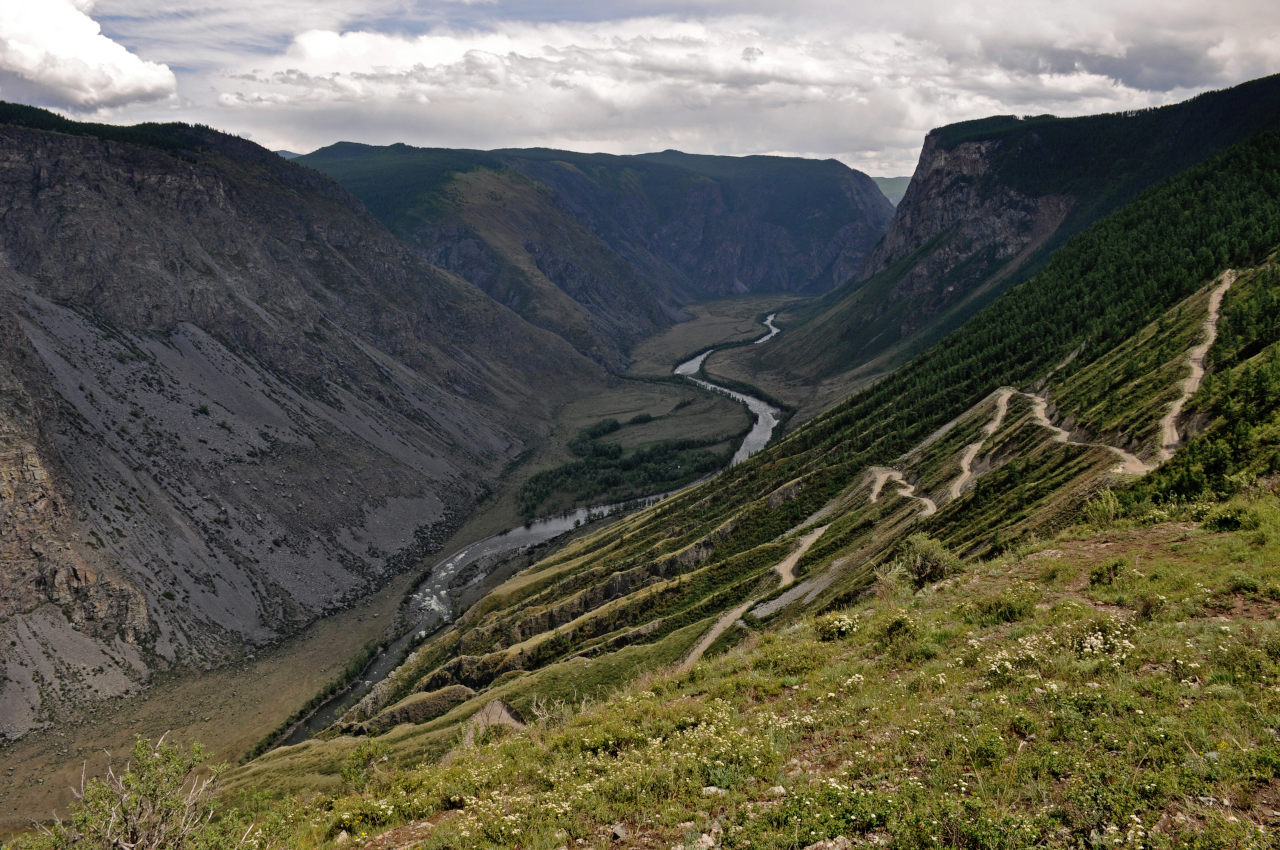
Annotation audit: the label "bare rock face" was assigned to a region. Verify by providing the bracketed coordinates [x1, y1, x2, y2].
[750, 77, 1280, 393]
[861, 134, 1074, 335]
[744, 129, 1078, 389]
[0, 118, 600, 738]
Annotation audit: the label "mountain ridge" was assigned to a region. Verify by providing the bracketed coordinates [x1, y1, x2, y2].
[717, 73, 1280, 420]
[297, 143, 894, 369]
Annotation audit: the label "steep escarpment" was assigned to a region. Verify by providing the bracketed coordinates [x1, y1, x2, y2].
[518, 149, 892, 298]
[0, 111, 600, 738]
[298, 145, 894, 368]
[730, 73, 1280, 414]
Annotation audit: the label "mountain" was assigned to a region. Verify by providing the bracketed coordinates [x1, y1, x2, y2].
[0, 104, 603, 741]
[205, 117, 1280, 847]
[8, 80, 1280, 846]
[721, 73, 1280, 418]
[871, 175, 910, 205]
[297, 144, 895, 369]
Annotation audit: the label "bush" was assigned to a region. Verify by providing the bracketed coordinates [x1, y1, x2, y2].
[896, 534, 959, 589]
[963, 580, 1040, 625]
[1204, 504, 1260, 532]
[342, 739, 389, 788]
[20, 735, 252, 850]
[1082, 488, 1122, 527]
[815, 612, 859, 641]
[875, 609, 919, 649]
[1089, 557, 1128, 586]
[1227, 572, 1261, 594]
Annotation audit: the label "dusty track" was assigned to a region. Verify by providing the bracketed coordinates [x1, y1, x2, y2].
[868, 468, 938, 516]
[679, 525, 829, 671]
[948, 388, 1013, 501]
[1158, 269, 1237, 461]
[1025, 393, 1153, 475]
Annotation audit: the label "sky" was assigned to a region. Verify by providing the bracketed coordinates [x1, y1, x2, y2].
[1, 1, 1277, 175]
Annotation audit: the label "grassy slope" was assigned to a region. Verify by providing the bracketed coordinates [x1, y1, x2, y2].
[227, 500, 1280, 848]
[219, 129, 1280, 772]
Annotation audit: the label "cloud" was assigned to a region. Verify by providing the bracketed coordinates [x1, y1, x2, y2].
[205, 12, 1222, 173]
[0, 0, 175, 109]
[33, 1, 1280, 174]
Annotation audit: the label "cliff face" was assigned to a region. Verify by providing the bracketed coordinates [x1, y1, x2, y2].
[746, 75, 1280, 402]
[299, 146, 895, 368]
[0, 119, 600, 738]
[856, 132, 1075, 339]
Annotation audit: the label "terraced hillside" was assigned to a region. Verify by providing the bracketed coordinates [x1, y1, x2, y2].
[194, 127, 1280, 843]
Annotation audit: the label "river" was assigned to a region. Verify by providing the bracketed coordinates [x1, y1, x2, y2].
[278, 312, 784, 745]
[674, 313, 782, 465]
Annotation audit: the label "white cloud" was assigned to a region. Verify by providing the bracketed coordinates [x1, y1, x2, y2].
[204, 12, 1230, 173]
[0, 0, 176, 109]
[14, 1, 1280, 173]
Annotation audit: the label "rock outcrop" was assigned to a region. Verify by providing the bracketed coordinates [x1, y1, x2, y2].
[742, 74, 1280, 399]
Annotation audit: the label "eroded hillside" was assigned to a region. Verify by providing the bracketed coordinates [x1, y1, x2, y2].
[0, 110, 602, 740]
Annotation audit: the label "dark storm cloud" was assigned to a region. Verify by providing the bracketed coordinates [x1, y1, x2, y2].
[980, 39, 1228, 92]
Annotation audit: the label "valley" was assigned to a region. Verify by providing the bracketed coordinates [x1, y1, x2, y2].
[3, 71, 1280, 849]
[0, 290, 797, 834]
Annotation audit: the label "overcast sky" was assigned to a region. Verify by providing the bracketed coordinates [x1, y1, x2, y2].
[2, 1, 1277, 175]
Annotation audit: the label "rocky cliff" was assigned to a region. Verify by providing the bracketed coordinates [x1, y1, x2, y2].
[0, 113, 601, 738]
[738, 74, 1280, 406]
[850, 130, 1075, 343]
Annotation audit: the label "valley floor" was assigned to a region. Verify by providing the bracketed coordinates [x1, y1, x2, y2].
[0, 293, 796, 832]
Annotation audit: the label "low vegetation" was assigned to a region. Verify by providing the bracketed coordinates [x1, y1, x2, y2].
[15, 736, 254, 849]
[516, 415, 744, 519]
[25, 498, 1278, 848]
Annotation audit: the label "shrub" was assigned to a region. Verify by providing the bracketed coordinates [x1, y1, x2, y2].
[896, 534, 959, 589]
[815, 612, 859, 641]
[342, 739, 390, 788]
[1067, 615, 1136, 662]
[963, 580, 1041, 625]
[875, 609, 919, 649]
[1204, 504, 1260, 532]
[21, 735, 252, 850]
[1226, 572, 1261, 594]
[1089, 557, 1128, 586]
[1082, 488, 1121, 527]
